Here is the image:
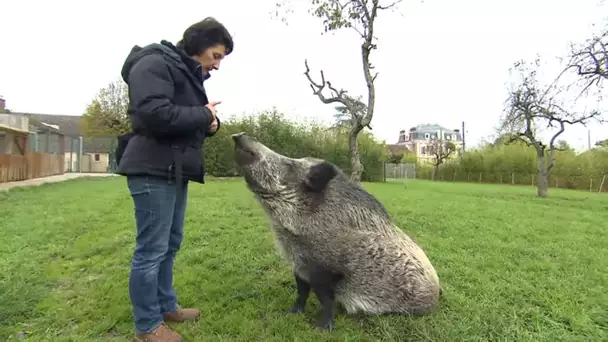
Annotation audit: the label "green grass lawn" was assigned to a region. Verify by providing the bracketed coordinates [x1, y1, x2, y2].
[1, 177, 607, 341]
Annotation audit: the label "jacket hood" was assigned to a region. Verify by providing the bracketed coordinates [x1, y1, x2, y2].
[120, 40, 183, 84]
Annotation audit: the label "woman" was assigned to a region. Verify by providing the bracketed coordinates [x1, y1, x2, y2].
[115, 17, 234, 342]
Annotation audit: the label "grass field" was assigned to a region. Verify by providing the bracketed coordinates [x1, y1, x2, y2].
[1, 177, 607, 341]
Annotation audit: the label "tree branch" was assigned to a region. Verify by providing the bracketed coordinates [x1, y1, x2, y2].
[304, 59, 372, 130]
[559, 29, 608, 99]
[304, 59, 348, 106]
[548, 119, 566, 151]
[377, 0, 403, 10]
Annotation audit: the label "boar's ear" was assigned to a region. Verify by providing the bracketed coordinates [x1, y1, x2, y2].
[304, 162, 337, 192]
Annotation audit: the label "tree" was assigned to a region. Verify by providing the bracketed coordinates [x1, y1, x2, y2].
[561, 26, 607, 99]
[331, 104, 351, 128]
[556, 139, 573, 151]
[428, 139, 456, 180]
[386, 152, 403, 164]
[330, 95, 363, 128]
[82, 79, 130, 136]
[596, 138, 608, 148]
[275, 0, 403, 182]
[500, 59, 603, 197]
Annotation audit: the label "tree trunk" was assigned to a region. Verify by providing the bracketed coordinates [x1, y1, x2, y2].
[536, 153, 549, 198]
[432, 165, 439, 181]
[348, 128, 364, 182]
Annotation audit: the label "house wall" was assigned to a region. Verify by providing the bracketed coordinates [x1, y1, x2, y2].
[0, 131, 27, 155]
[0, 131, 13, 154]
[80, 152, 109, 173]
[416, 140, 464, 164]
[64, 152, 78, 172]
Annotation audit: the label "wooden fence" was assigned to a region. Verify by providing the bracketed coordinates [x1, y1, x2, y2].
[0, 153, 65, 183]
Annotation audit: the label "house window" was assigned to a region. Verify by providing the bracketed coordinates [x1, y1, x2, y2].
[94, 154, 100, 162]
[452, 134, 457, 140]
[446, 134, 451, 140]
[421, 146, 426, 155]
[424, 133, 430, 140]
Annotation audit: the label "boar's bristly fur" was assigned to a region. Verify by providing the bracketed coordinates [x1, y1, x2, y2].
[231, 132, 441, 331]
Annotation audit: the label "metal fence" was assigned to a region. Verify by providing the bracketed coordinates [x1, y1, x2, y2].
[27, 131, 64, 155]
[384, 162, 416, 180]
[381, 162, 608, 193]
[65, 136, 83, 172]
[28, 133, 85, 172]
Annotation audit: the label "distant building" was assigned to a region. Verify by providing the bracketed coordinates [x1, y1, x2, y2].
[23, 113, 114, 173]
[388, 123, 464, 162]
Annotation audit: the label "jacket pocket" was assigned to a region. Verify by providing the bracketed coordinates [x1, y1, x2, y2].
[182, 145, 203, 179]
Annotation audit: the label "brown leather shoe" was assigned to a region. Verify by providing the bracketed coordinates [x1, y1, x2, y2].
[163, 307, 200, 323]
[133, 323, 182, 342]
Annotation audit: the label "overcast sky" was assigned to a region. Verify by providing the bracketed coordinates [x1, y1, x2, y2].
[0, 0, 605, 150]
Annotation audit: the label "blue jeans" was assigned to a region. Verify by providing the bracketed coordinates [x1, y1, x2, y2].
[126, 175, 188, 334]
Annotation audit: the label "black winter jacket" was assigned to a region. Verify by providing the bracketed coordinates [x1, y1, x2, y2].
[115, 40, 220, 184]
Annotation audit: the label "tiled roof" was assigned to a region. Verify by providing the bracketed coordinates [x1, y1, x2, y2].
[411, 123, 457, 133]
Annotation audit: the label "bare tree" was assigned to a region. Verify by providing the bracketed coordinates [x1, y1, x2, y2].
[428, 139, 456, 180]
[275, 0, 402, 182]
[501, 59, 603, 197]
[560, 26, 607, 99]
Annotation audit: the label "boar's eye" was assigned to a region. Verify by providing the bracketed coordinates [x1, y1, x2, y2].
[282, 161, 299, 184]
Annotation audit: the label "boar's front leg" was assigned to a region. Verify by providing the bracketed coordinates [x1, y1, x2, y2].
[290, 272, 310, 313]
[308, 265, 343, 331]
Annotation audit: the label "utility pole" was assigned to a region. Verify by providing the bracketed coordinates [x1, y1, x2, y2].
[461, 121, 466, 152]
[588, 129, 591, 150]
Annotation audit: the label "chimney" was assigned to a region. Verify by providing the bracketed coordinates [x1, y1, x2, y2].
[454, 129, 459, 133]
[398, 130, 406, 143]
[0, 96, 5, 112]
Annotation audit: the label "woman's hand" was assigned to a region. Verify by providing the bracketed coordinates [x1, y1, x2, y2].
[208, 118, 219, 133]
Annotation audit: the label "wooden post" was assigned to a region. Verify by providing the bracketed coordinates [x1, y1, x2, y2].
[531, 174, 535, 186]
[24, 133, 29, 154]
[511, 172, 515, 185]
[598, 175, 606, 193]
[453, 170, 457, 181]
[500, 173, 503, 183]
[467, 172, 470, 181]
[45, 131, 50, 153]
[23, 133, 30, 180]
[59, 133, 66, 174]
[479, 172, 482, 183]
[590, 178, 593, 192]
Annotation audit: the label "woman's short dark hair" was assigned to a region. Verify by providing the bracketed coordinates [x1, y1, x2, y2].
[177, 17, 234, 56]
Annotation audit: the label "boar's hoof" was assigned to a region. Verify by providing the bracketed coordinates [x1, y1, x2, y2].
[289, 305, 305, 314]
[314, 318, 335, 331]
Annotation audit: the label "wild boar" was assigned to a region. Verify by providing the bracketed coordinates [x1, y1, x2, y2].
[231, 132, 440, 330]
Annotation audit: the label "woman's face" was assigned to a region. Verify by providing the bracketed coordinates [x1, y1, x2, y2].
[194, 44, 227, 75]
